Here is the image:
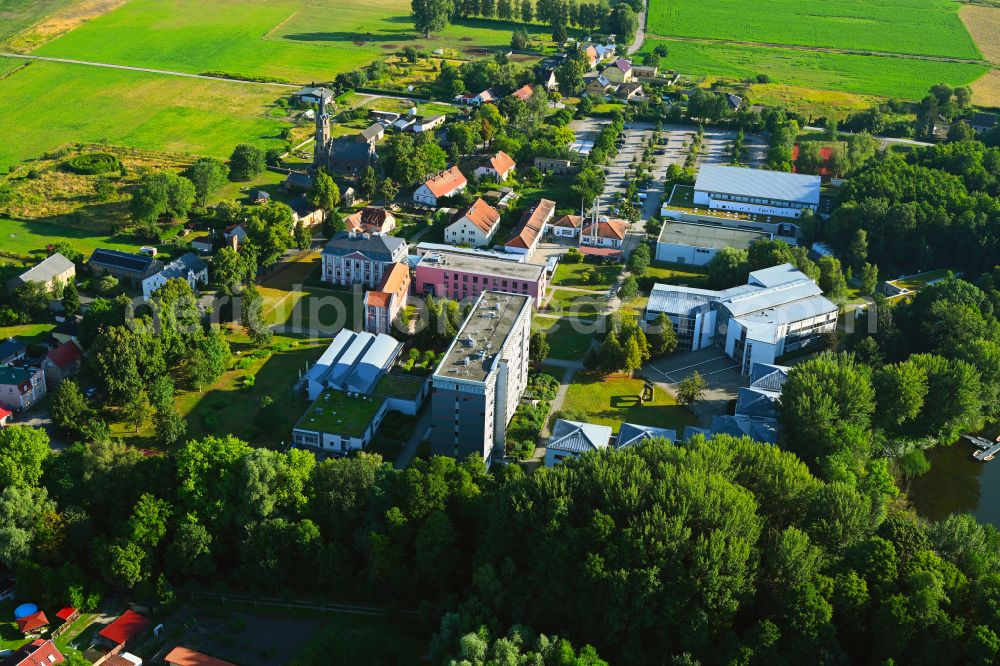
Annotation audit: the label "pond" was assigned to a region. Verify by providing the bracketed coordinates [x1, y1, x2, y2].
[909, 439, 1000, 528]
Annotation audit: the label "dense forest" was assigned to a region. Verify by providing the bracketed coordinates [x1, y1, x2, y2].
[2, 417, 1000, 664]
[820, 140, 1000, 277]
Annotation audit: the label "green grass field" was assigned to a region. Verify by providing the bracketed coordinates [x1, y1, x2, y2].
[561, 373, 697, 433]
[643, 39, 988, 100]
[648, 0, 980, 59]
[534, 315, 598, 360]
[552, 261, 621, 289]
[0, 61, 289, 171]
[0, 215, 147, 257]
[33, 0, 552, 82]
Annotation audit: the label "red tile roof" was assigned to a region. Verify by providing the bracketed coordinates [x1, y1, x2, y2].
[506, 199, 555, 250]
[366, 262, 410, 310]
[46, 341, 81, 370]
[510, 84, 533, 101]
[165, 646, 238, 666]
[5, 639, 64, 666]
[346, 207, 396, 234]
[453, 198, 501, 234]
[482, 151, 516, 176]
[422, 166, 467, 198]
[553, 214, 583, 229]
[16, 611, 49, 634]
[99, 610, 151, 646]
[54, 608, 77, 622]
[0, 405, 11, 422]
[581, 219, 627, 241]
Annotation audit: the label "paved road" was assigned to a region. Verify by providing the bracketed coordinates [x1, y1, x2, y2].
[0, 52, 301, 87]
[627, 0, 649, 55]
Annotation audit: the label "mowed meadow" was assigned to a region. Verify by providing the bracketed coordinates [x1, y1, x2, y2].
[32, 0, 552, 82]
[645, 0, 993, 104]
[647, 0, 981, 59]
[640, 39, 989, 101]
[0, 61, 289, 171]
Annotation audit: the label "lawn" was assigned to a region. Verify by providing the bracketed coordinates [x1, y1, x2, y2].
[257, 252, 360, 334]
[889, 268, 958, 292]
[33, 0, 555, 83]
[561, 372, 698, 434]
[545, 289, 608, 317]
[647, 0, 980, 60]
[534, 315, 599, 360]
[172, 332, 328, 446]
[552, 261, 622, 289]
[643, 261, 710, 288]
[0, 216, 147, 258]
[641, 39, 988, 101]
[0, 322, 56, 344]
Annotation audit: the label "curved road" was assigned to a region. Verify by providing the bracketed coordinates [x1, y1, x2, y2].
[627, 0, 648, 55]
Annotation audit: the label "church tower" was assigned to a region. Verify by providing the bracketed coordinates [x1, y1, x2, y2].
[314, 102, 331, 169]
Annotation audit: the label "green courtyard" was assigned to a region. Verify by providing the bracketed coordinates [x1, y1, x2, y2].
[561, 373, 698, 434]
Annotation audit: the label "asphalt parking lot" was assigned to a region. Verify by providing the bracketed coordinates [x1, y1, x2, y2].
[641, 348, 745, 424]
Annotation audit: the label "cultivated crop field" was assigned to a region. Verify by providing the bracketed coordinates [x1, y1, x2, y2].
[33, 0, 551, 82]
[0, 61, 289, 171]
[641, 39, 988, 101]
[0, 0, 76, 44]
[648, 0, 980, 59]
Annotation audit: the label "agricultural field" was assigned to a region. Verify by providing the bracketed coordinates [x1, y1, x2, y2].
[647, 0, 980, 59]
[642, 39, 988, 101]
[0, 0, 77, 44]
[959, 4, 1000, 104]
[32, 0, 550, 83]
[0, 61, 290, 171]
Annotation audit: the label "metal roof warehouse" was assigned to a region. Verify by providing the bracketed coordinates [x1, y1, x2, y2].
[695, 165, 821, 206]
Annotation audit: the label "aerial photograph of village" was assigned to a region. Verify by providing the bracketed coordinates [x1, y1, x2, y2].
[1, 0, 1000, 663]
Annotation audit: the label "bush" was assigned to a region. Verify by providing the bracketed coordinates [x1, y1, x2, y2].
[63, 152, 121, 175]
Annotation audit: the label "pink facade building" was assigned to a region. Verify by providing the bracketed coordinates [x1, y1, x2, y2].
[414, 250, 547, 307]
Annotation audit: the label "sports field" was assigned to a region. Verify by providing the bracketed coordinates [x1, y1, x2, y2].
[640, 39, 988, 100]
[32, 0, 551, 82]
[648, 0, 980, 59]
[0, 60, 288, 171]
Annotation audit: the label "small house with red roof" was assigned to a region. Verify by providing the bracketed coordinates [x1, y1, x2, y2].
[580, 218, 628, 253]
[98, 610, 151, 654]
[509, 84, 534, 102]
[473, 151, 517, 183]
[0, 406, 12, 428]
[42, 341, 82, 384]
[346, 207, 397, 235]
[15, 611, 48, 636]
[445, 198, 502, 246]
[2, 639, 64, 666]
[550, 214, 583, 238]
[412, 166, 467, 207]
[50, 607, 79, 638]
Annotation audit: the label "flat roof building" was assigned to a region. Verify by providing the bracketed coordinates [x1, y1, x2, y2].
[693, 165, 821, 219]
[430, 292, 532, 466]
[656, 221, 771, 266]
[292, 330, 428, 454]
[645, 263, 837, 372]
[414, 249, 547, 307]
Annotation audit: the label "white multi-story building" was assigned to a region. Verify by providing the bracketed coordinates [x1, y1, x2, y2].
[321, 231, 408, 288]
[444, 198, 502, 246]
[692, 165, 821, 219]
[430, 292, 532, 466]
[645, 263, 838, 373]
